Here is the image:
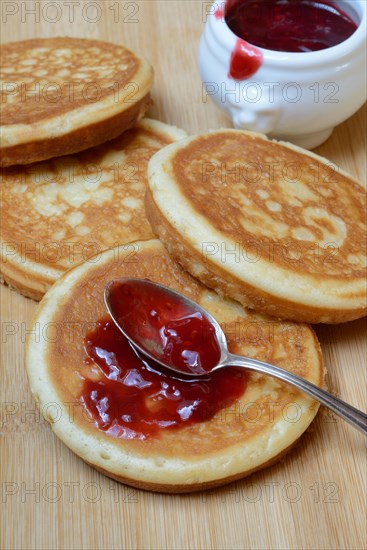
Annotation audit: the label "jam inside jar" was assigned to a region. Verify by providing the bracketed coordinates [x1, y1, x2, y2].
[225, 0, 358, 53]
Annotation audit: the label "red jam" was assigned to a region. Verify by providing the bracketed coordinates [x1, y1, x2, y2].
[81, 319, 247, 440]
[225, 0, 358, 53]
[215, 7, 223, 19]
[107, 279, 222, 375]
[80, 281, 247, 440]
[229, 39, 263, 79]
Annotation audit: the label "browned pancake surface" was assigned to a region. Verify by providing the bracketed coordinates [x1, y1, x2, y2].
[172, 133, 366, 279]
[1, 38, 142, 124]
[0, 119, 185, 299]
[146, 130, 366, 323]
[0, 38, 153, 166]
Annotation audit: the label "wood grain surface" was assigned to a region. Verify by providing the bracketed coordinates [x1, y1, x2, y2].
[1, 2, 366, 549]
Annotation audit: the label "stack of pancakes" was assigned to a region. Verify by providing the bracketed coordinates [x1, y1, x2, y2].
[0, 38, 186, 298]
[2, 38, 366, 493]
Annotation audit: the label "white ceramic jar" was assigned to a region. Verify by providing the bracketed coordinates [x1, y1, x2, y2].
[199, 0, 366, 148]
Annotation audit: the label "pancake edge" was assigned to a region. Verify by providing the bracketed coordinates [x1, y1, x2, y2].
[0, 93, 152, 167]
[146, 130, 367, 324]
[145, 187, 367, 324]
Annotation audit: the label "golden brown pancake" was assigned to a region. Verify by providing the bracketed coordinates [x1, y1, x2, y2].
[0, 38, 153, 166]
[146, 130, 367, 324]
[0, 119, 186, 300]
[26, 239, 324, 493]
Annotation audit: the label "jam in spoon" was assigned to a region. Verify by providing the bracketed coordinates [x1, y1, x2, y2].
[104, 278, 367, 435]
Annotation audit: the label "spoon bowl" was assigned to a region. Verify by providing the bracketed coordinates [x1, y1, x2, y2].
[105, 278, 367, 435]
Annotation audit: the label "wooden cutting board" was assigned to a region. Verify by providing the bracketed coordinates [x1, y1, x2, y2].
[1, 2, 366, 549]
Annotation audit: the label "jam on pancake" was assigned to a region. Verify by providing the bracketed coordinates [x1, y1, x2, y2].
[81, 318, 247, 440]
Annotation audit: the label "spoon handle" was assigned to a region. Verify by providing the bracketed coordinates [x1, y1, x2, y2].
[226, 353, 367, 435]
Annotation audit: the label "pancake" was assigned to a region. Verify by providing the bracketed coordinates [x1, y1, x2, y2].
[0, 119, 186, 300]
[146, 130, 367, 324]
[0, 38, 153, 166]
[26, 239, 324, 493]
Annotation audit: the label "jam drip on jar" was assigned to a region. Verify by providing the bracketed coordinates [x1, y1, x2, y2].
[229, 39, 263, 79]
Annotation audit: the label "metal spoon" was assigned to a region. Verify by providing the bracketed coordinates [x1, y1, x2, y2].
[104, 278, 367, 435]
